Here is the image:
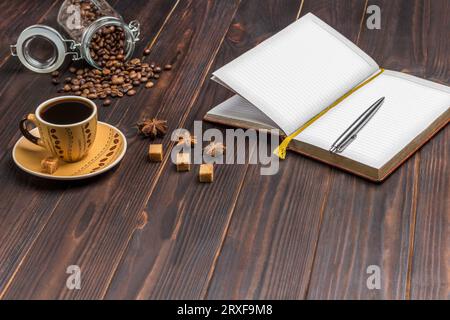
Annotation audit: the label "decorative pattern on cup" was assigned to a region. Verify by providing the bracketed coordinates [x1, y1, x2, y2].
[19, 96, 98, 163]
[41, 116, 98, 162]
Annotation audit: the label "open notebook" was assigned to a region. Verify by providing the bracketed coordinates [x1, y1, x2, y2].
[204, 13, 450, 181]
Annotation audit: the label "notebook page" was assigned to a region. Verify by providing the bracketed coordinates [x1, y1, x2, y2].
[297, 71, 450, 169]
[212, 13, 379, 135]
[207, 95, 279, 129]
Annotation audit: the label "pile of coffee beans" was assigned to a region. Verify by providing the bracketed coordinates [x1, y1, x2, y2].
[53, 1, 174, 107]
[72, 0, 117, 23]
[89, 25, 126, 68]
[53, 57, 172, 106]
[78, 0, 103, 24]
[59, 0, 116, 41]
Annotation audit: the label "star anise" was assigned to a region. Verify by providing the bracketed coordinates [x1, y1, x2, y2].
[175, 131, 197, 146]
[204, 142, 226, 157]
[137, 118, 168, 139]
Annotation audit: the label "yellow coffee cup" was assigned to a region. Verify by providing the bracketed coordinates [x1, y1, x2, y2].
[19, 96, 98, 162]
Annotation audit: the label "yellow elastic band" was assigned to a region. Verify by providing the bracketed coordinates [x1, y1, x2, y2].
[274, 68, 385, 159]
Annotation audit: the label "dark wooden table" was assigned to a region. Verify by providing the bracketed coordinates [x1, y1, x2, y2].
[0, 0, 448, 300]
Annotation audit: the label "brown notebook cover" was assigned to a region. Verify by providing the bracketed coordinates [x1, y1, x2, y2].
[204, 106, 449, 182]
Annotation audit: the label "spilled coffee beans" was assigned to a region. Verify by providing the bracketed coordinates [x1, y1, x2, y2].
[55, 55, 168, 107]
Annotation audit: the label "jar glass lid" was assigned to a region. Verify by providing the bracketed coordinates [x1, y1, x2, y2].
[12, 25, 68, 73]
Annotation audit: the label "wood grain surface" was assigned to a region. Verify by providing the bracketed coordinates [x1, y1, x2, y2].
[206, 0, 366, 300]
[0, 0, 448, 300]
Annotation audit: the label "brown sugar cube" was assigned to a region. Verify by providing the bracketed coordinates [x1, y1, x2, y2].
[199, 164, 214, 183]
[41, 157, 59, 174]
[148, 144, 163, 162]
[176, 153, 191, 172]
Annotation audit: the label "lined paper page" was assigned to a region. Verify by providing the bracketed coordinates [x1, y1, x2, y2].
[208, 95, 279, 129]
[297, 71, 450, 169]
[212, 13, 379, 135]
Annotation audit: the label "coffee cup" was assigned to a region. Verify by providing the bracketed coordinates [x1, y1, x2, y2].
[19, 96, 98, 162]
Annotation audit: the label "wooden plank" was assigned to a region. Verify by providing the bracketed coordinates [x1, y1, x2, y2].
[409, 0, 449, 300]
[0, 0, 59, 66]
[205, 0, 368, 299]
[1, 0, 240, 299]
[0, 0, 109, 293]
[0, 0, 178, 298]
[105, 0, 304, 300]
[411, 129, 449, 299]
[307, 0, 448, 299]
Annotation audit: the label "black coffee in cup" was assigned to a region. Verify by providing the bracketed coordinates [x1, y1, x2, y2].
[40, 100, 93, 125]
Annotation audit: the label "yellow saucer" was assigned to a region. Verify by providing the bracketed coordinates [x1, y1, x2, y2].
[13, 122, 127, 180]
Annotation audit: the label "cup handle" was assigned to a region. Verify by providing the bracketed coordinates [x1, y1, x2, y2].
[19, 114, 44, 147]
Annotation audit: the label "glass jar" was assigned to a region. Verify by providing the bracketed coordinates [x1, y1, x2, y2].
[10, 0, 140, 73]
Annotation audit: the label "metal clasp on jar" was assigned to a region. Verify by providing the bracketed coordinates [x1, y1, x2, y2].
[10, 45, 18, 56]
[64, 39, 83, 60]
[129, 20, 140, 42]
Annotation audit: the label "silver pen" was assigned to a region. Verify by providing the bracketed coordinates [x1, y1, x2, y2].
[330, 97, 385, 154]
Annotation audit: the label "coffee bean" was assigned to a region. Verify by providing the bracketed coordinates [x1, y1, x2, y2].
[145, 81, 154, 88]
[130, 58, 141, 65]
[127, 89, 136, 96]
[164, 64, 172, 71]
[144, 48, 151, 56]
[69, 66, 76, 73]
[154, 66, 162, 73]
[111, 75, 124, 85]
[52, 78, 60, 85]
[63, 84, 71, 92]
[51, 71, 59, 77]
[103, 99, 112, 106]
